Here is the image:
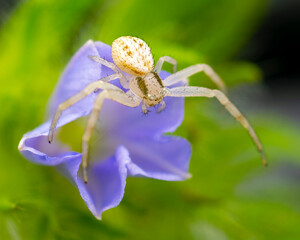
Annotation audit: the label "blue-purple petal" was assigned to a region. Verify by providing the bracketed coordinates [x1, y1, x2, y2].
[19, 122, 131, 219]
[124, 136, 191, 181]
[60, 146, 130, 219]
[46, 40, 184, 137]
[19, 39, 192, 219]
[100, 72, 184, 138]
[47, 40, 117, 124]
[18, 121, 79, 165]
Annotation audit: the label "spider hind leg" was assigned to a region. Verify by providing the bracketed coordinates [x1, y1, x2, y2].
[82, 90, 141, 183]
[166, 86, 267, 167]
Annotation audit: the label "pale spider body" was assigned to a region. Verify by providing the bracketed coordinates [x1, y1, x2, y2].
[48, 36, 267, 183]
[112, 36, 154, 76]
[113, 36, 165, 107]
[130, 72, 165, 107]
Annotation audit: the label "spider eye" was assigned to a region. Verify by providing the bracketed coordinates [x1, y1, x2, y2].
[147, 94, 155, 100]
[161, 88, 167, 95]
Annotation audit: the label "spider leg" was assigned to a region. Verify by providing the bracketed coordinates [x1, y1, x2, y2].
[154, 56, 188, 85]
[48, 73, 123, 143]
[82, 90, 141, 183]
[164, 64, 226, 92]
[166, 86, 267, 166]
[89, 55, 129, 89]
[157, 100, 166, 113]
[142, 100, 150, 114]
[154, 56, 177, 73]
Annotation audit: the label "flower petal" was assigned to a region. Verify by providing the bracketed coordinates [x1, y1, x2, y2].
[47, 40, 184, 136]
[18, 39, 191, 219]
[59, 146, 130, 219]
[19, 122, 130, 219]
[100, 71, 184, 138]
[125, 136, 191, 181]
[47, 40, 117, 126]
[18, 121, 80, 165]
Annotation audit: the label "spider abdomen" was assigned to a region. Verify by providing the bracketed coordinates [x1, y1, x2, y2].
[112, 36, 154, 76]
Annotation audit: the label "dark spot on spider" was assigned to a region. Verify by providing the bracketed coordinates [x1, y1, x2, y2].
[123, 45, 129, 51]
[139, 43, 143, 47]
[127, 51, 132, 56]
[94, 88, 100, 93]
[142, 109, 150, 116]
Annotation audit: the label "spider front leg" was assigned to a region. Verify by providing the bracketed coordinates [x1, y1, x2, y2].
[154, 56, 177, 74]
[164, 64, 226, 92]
[157, 100, 166, 113]
[89, 55, 129, 89]
[166, 86, 267, 166]
[48, 74, 123, 143]
[142, 100, 150, 114]
[82, 90, 141, 183]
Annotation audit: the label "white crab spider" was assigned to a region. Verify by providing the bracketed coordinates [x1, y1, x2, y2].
[48, 36, 267, 183]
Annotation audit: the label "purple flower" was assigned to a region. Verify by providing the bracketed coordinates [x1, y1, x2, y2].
[18, 40, 191, 219]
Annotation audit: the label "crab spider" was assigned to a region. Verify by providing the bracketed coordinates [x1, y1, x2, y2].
[48, 36, 267, 183]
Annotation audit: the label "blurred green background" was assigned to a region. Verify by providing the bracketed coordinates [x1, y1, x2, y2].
[0, 0, 300, 239]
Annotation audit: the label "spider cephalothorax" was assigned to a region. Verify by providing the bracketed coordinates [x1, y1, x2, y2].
[131, 72, 166, 107]
[48, 36, 267, 183]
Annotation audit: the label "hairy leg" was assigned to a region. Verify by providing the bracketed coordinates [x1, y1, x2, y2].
[89, 55, 129, 88]
[142, 100, 150, 114]
[166, 86, 267, 166]
[157, 100, 166, 113]
[82, 90, 141, 183]
[48, 74, 122, 143]
[154, 56, 177, 74]
[164, 64, 226, 92]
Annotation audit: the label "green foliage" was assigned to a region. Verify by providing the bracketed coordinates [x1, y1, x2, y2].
[0, 0, 299, 239]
